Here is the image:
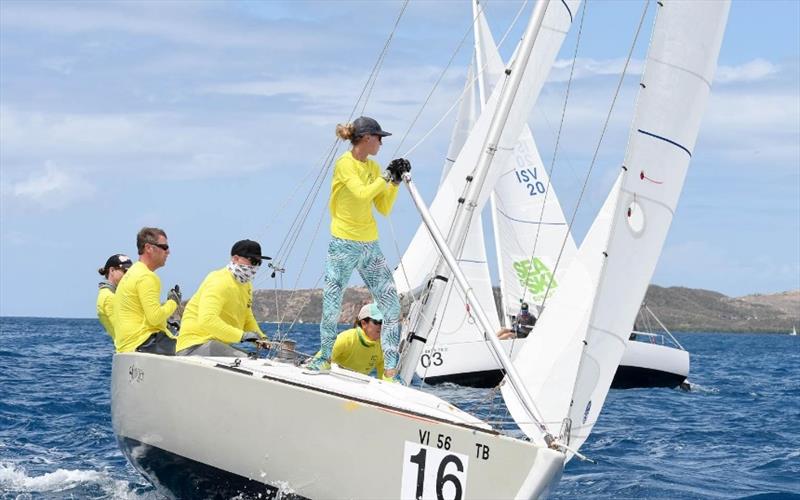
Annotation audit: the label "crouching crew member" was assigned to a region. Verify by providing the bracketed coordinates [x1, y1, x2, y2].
[96, 253, 133, 340]
[176, 239, 269, 357]
[330, 303, 386, 379]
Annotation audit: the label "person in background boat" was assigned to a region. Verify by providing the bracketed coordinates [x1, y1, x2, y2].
[496, 327, 516, 340]
[514, 302, 536, 338]
[306, 116, 410, 381]
[176, 239, 270, 356]
[96, 253, 133, 341]
[113, 227, 181, 355]
[327, 303, 386, 379]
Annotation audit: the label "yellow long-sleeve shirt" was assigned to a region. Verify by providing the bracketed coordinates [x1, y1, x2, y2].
[332, 326, 384, 379]
[176, 267, 265, 352]
[96, 286, 115, 340]
[329, 151, 399, 241]
[112, 261, 177, 353]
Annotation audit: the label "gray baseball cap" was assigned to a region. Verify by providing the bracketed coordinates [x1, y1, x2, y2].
[353, 116, 392, 138]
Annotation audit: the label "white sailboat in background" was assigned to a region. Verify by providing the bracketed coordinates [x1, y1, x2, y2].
[403, 0, 690, 390]
[791, 325, 797, 336]
[111, 1, 729, 497]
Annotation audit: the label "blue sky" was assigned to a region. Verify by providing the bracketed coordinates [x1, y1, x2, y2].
[1, 0, 798, 318]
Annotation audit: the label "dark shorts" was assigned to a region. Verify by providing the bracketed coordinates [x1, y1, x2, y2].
[135, 331, 176, 356]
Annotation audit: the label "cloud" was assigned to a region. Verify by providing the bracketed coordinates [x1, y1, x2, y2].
[715, 59, 779, 84]
[4, 162, 95, 210]
[547, 57, 781, 85]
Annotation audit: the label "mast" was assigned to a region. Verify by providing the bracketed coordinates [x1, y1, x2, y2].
[474, 0, 511, 328]
[402, 172, 554, 443]
[398, 0, 554, 440]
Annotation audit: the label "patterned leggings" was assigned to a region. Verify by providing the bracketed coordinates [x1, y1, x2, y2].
[320, 237, 401, 369]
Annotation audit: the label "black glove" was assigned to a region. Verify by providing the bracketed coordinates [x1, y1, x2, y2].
[167, 284, 182, 305]
[387, 158, 411, 184]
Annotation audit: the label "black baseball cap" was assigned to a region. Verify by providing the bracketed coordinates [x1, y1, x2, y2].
[104, 254, 133, 270]
[231, 239, 271, 263]
[353, 116, 391, 138]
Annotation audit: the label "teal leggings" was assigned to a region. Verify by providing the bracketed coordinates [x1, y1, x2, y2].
[320, 237, 401, 369]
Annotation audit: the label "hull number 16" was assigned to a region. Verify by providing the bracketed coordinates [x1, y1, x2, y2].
[401, 441, 469, 500]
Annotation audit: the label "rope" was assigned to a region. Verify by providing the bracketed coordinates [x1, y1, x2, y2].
[539, 0, 651, 313]
[258, 1, 410, 325]
[518, 0, 588, 310]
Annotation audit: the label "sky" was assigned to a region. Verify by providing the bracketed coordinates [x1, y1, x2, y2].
[1, 0, 798, 318]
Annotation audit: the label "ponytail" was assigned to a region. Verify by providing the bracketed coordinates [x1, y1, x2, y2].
[335, 122, 356, 142]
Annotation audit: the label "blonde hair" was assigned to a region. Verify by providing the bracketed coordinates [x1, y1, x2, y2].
[335, 123, 358, 143]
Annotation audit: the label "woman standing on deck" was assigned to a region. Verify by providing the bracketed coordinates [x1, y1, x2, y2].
[307, 116, 410, 380]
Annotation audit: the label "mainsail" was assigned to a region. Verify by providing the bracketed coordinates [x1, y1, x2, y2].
[501, 0, 731, 456]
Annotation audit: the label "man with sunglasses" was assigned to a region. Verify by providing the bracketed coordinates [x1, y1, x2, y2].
[176, 239, 270, 356]
[326, 303, 386, 380]
[113, 227, 180, 354]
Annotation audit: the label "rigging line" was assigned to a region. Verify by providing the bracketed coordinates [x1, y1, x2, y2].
[540, 0, 651, 314]
[361, 0, 410, 115]
[399, 0, 531, 158]
[274, 201, 330, 327]
[271, 0, 410, 265]
[391, 3, 480, 156]
[271, 140, 340, 264]
[518, 0, 588, 309]
[358, 0, 410, 117]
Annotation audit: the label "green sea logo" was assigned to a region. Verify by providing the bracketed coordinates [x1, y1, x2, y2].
[513, 257, 557, 299]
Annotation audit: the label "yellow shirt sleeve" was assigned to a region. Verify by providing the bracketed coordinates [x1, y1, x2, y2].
[374, 181, 399, 216]
[338, 159, 387, 201]
[96, 288, 115, 340]
[136, 272, 177, 335]
[196, 278, 247, 344]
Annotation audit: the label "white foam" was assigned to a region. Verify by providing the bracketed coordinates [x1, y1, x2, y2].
[0, 462, 158, 498]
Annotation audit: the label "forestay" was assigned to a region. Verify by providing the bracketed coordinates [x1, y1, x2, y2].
[501, 0, 731, 455]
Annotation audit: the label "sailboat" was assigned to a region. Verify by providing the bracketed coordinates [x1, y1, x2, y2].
[399, 0, 690, 390]
[111, 1, 729, 498]
[791, 325, 797, 336]
[616, 305, 690, 388]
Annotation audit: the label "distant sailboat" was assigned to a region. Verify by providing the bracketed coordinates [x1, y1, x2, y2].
[791, 325, 797, 336]
[398, 0, 690, 390]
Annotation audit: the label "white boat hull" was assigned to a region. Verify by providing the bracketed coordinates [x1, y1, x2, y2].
[415, 337, 689, 389]
[614, 338, 690, 389]
[112, 353, 564, 499]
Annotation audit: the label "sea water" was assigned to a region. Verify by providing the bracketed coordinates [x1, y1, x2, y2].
[1, 317, 798, 499]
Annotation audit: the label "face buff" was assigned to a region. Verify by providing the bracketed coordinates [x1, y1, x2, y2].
[227, 262, 258, 284]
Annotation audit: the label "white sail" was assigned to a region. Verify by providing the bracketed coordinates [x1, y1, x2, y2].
[393, 0, 579, 301]
[426, 54, 500, 357]
[472, 0, 578, 324]
[502, 0, 730, 455]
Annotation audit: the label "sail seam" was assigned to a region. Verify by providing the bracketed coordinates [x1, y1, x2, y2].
[648, 56, 713, 88]
[496, 208, 568, 226]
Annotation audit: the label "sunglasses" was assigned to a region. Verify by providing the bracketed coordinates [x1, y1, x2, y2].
[374, 135, 382, 145]
[369, 318, 383, 326]
[147, 241, 169, 251]
[247, 257, 262, 267]
[116, 267, 129, 274]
